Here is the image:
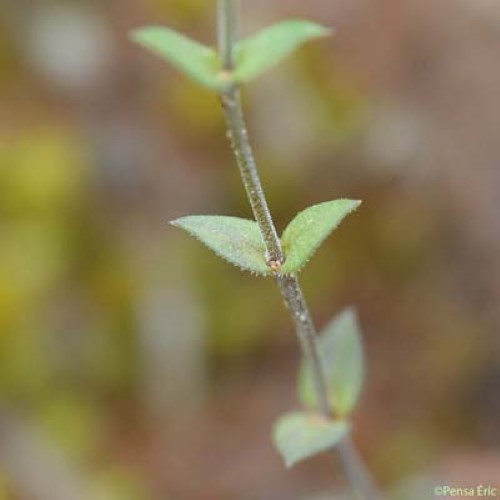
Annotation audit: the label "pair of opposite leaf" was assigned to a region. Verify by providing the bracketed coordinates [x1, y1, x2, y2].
[170, 199, 360, 276]
[274, 308, 365, 467]
[130, 20, 332, 90]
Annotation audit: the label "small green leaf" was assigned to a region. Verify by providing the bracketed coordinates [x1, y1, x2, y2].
[299, 308, 365, 417]
[281, 199, 361, 274]
[170, 215, 270, 275]
[234, 20, 331, 83]
[130, 27, 222, 90]
[273, 412, 349, 467]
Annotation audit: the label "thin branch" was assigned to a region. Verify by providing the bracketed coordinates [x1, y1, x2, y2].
[217, 0, 238, 70]
[220, 87, 284, 264]
[216, 2, 383, 499]
[338, 436, 383, 500]
[276, 274, 332, 416]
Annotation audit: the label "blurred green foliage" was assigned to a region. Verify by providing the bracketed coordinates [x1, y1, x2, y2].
[0, 123, 141, 495]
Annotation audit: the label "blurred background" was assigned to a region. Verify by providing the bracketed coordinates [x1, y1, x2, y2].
[0, 0, 499, 499]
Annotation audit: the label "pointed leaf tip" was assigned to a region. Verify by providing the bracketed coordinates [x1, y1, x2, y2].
[130, 26, 222, 90]
[273, 412, 349, 467]
[234, 20, 333, 83]
[171, 215, 270, 276]
[299, 307, 365, 417]
[280, 199, 361, 274]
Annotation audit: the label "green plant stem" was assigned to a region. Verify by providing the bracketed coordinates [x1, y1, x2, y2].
[338, 436, 383, 500]
[221, 86, 381, 500]
[220, 87, 284, 264]
[217, 0, 238, 70]
[217, 1, 382, 499]
[276, 273, 332, 416]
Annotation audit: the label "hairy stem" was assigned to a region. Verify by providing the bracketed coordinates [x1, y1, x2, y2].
[220, 87, 284, 264]
[276, 273, 332, 416]
[217, 1, 382, 498]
